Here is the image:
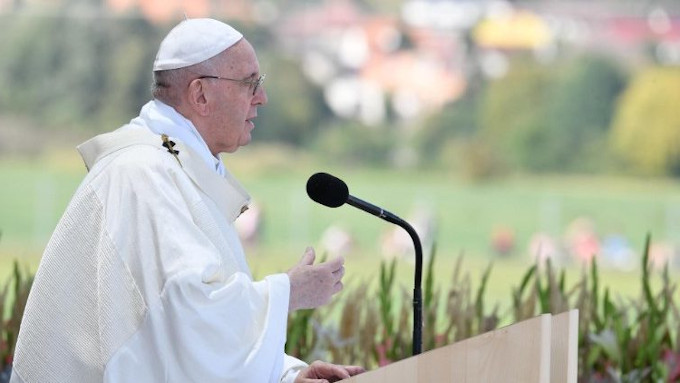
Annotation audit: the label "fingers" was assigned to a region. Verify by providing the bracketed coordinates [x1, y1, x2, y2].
[299, 250, 343, 272]
[299, 246, 316, 266]
[298, 361, 363, 382]
[332, 281, 344, 295]
[311, 361, 350, 379]
[329, 366, 350, 380]
[331, 261, 345, 280]
[343, 365, 366, 376]
[324, 255, 345, 279]
[333, 272, 344, 288]
[325, 255, 344, 271]
[329, 257, 345, 294]
[332, 266, 345, 276]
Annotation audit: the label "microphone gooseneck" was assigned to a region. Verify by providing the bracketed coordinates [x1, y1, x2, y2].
[305, 172, 424, 356]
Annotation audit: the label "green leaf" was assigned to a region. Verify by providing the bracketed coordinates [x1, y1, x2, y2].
[474, 263, 493, 323]
[589, 329, 621, 362]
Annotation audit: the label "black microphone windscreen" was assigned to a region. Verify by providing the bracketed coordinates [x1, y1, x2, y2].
[306, 172, 349, 208]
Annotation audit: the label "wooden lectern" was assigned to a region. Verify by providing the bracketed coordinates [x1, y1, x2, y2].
[340, 309, 578, 383]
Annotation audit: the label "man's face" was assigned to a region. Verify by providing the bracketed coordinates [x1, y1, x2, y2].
[201, 39, 268, 155]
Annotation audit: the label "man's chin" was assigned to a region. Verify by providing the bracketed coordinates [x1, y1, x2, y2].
[237, 136, 252, 150]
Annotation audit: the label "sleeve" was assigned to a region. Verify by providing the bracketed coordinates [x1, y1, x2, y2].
[280, 354, 309, 383]
[105, 272, 292, 382]
[98, 151, 293, 383]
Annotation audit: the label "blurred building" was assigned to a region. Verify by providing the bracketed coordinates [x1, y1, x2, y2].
[274, 0, 680, 123]
[106, 0, 270, 25]
[2, 0, 678, 121]
[525, 1, 680, 66]
[276, 0, 468, 125]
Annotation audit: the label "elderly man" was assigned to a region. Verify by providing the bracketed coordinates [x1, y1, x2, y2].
[11, 18, 363, 383]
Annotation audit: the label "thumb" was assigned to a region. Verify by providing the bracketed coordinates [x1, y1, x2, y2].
[298, 247, 316, 266]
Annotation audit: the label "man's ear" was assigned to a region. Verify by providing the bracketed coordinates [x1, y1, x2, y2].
[187, 79, 210, 116]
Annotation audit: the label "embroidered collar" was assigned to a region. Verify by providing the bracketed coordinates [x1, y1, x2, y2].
[77, 127, 250, 222]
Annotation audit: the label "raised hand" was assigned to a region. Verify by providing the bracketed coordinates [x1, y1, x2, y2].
[287, 247, 345, 312]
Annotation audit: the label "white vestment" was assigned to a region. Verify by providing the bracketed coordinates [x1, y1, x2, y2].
[11, 102, 307, 383]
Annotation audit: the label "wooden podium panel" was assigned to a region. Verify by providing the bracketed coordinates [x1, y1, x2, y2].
[341, 310, 578, 383]
[550, 310, 579, 383]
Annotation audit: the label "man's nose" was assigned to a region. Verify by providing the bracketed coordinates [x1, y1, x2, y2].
[254, 86, 268, 106]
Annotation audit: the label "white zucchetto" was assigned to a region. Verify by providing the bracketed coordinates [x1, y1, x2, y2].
[153, 18, 243, 71]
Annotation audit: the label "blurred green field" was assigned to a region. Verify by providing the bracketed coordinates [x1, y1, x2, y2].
[1, 145, 680, 306]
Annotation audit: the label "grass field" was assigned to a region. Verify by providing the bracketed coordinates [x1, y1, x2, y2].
[1, 145, 679, 306]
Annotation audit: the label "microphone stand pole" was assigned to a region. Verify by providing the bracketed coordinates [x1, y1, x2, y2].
[347, 197, 423, 356]
[396, 220, 423, 356]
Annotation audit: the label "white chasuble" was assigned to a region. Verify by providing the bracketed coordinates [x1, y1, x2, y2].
[11, 123, 306, 382]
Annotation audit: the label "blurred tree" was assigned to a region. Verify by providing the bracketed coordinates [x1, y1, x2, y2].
[538, 54, 626, 172]
[478, 54, 553, 170]
[476, 53, 626, 174]
[32, 14, 107, 125]
[313, 121, 396, 166]
[359, 0, 401, 15]
[97, 18, 160, 128]
[417, 92, 480, 165]
[610, 66, 680, 176]
[0, 14, 160, 131]
[254, 53, 329, 146]
[0, 16, 62, 115]
[414, 87, 505, 179]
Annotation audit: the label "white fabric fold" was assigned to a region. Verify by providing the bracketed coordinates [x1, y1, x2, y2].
[127, 99, 226, 176]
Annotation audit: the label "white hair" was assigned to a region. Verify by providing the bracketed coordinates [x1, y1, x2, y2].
[151, 54, 222, 107]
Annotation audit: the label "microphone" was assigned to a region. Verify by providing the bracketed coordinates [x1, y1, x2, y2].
[306, 172, 424, 356]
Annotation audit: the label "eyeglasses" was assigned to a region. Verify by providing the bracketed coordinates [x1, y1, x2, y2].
[198, 73, 266, 96]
